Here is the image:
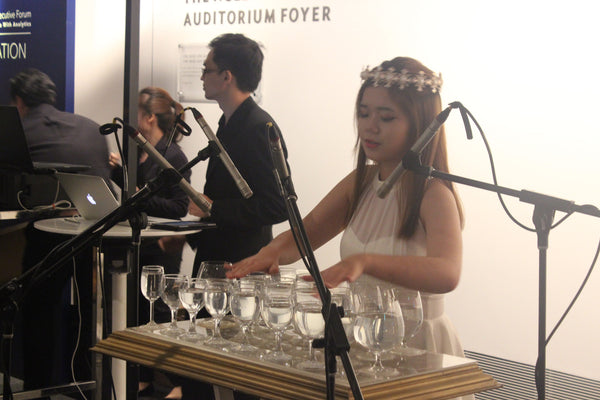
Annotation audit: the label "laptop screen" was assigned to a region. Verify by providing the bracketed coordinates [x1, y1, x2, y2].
[0, 105, 36, 172]
[56, 172, 120, 220]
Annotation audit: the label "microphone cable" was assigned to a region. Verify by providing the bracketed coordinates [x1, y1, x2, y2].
[166, 107, 193, 150]
[100, 118, 129, 200]
[450, 101, 573, 232]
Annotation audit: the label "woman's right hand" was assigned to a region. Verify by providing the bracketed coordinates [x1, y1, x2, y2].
[109, 152, 121, 168]
[226, 245, 281, 279]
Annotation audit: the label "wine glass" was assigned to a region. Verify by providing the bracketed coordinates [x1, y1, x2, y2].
[140, 265, 165, 331]
[229, 279, 261, 354]
[330, 283, 354, 342]
[276, 266, 297, 283]
[241, 271, 271, 290]
[241, 273, 273, 343]
[293, 278, 325, 370]
[260, 280, 294, 365]
[203, 279, 231, 351]
[196, 260, 231, 280]
[178, 277, 207, 342]
[159, 274, 188, 337]
[330, 283, 354, 377]
[391, 288, 425, 357]
[196, 260, 231, 327]
[352, 283, 404, 378]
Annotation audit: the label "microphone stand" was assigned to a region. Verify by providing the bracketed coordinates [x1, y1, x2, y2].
[0, 168, 185, 399]
[401, 152, 600, 400]
[273, 174, 364, 400]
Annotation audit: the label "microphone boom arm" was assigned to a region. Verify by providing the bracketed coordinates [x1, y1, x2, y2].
[190, 108, 253, 199]
[125, 125, 212, 215]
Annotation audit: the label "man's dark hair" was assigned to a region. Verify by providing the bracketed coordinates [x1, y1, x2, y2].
[9, 68, 57, 107]
[209, 33, 263, 93]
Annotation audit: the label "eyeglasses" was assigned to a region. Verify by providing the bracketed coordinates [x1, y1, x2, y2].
[202, 67, 221, 76]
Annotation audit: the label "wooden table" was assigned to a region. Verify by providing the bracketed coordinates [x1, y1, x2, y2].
[92, 320, 500, 399]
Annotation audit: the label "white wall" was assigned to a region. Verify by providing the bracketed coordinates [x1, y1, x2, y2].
[74, 0, 126, 154]
[75, 0, 600, 381]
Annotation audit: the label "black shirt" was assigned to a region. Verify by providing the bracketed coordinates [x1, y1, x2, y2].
[189, 97, 289, 272]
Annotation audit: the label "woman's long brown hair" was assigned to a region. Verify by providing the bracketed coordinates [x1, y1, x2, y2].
[347, 57, 464, 238]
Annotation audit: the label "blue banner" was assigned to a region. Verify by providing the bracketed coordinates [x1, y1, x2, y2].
[0, 0, 75, 111]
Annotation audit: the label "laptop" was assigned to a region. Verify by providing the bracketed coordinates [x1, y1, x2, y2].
[55, 172, 205, 229]
[0, 105, 90, 173]
[56, 172, 120, 220]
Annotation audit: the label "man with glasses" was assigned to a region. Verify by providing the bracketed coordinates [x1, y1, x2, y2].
[185, 33, 289, 400]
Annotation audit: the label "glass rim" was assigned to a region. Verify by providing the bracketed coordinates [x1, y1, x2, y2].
[199, 260, 232, 265]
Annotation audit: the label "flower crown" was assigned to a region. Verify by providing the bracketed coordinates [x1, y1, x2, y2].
[360, 66, 443, 93]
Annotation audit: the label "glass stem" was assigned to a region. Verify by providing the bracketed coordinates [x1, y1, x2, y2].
[274, 331, 283, 352]
[213, 317, 221, 338]
[373, 352, 383, 371]
[149, 300, 155, 324]
[307, 339, 315, 361]
[241, 324, 250, 345]
[189, 313, 197, 333]
[170, 308, 178, 328]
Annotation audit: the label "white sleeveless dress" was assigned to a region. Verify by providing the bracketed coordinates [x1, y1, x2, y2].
[340, 175, 466, 357]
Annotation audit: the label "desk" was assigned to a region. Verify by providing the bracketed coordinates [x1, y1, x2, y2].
[93, 320, 501, 400]
[0, 209, 66, 285]
[34, 217, 201, 400]
[33, 216, 182, 238]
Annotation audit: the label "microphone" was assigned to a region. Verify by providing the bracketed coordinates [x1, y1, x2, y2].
[267, 122, 295, 196]
[125, 125, 212, 214]
[190, 108, 253, 199]
[377, 105, 452, 198]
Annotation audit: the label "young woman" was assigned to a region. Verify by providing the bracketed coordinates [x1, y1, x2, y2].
[227, 57, 467, 359]
[109, 87, 190, 399]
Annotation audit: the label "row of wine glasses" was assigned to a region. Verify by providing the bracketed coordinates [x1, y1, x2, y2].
[179, 261, 232, 349]
[140, 263, 425, 377]
[139, 262, 232, 346]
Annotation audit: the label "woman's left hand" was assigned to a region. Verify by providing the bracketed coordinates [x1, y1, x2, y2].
[188, 194, 212, 218]
[320, 253, 367, 288]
